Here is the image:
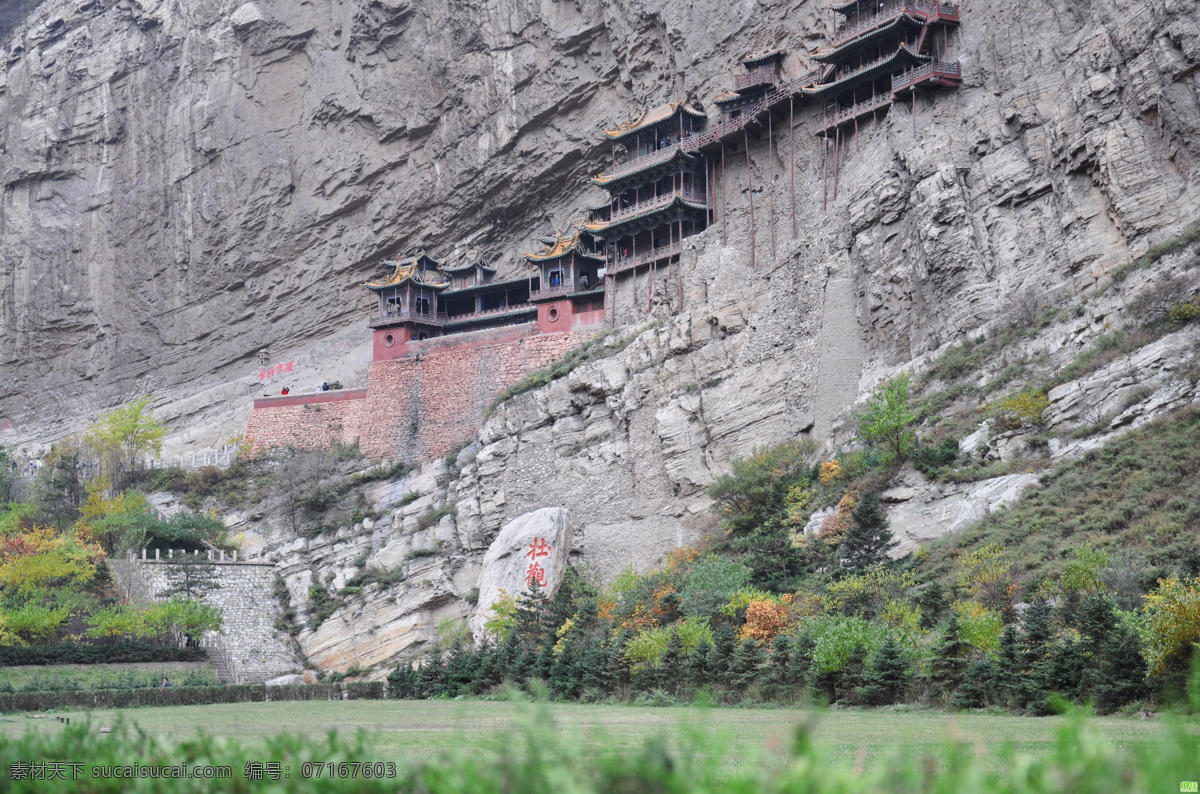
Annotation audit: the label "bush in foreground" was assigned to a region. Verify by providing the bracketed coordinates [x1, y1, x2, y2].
[0, 708, 1197, 793]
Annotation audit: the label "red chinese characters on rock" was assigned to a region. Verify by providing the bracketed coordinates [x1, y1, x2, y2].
[525, 538, 551, 588]
[258, 361, 295, 381]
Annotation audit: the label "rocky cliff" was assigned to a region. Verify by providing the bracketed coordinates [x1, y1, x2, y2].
[3, 0, 1196, 453]
[4, 0, 1200, 672]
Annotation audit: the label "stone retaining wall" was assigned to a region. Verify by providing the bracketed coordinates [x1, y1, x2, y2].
[111, 558, 299, 684]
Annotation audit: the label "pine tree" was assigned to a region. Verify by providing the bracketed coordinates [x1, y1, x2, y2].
[730, 639, 766, 694]
[1075, 594, 1117, 695]
[516, 576, 550, 646]
[856, 635, 911, 706]
[581, 639, 609, 695]
[918, 582, 948, 629]
[534, 643, 555, 682]
[162, 556, 221, 599]
[416, 653, 446, 698]
[928, 614, 970, 702]
[660, 631, 684, 697]
[951, 658, 999, 709]
[787, 634, 815, 694]
[841, 493, 897, 570]
[992, 622, 1021, 708]
[386, 662, 418, 698]
[760, 634, 792, 701]
[686, 639, 713, 691]
[550, 640, 583, 699]
[1016, 600, 1054, 708]
[835, 643, 869, 704]
[1097, 622, 1148, 712]
[712, 623, 738, 689]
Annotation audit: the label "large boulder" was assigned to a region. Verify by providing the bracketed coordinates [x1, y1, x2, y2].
[469, 508, 571, 642]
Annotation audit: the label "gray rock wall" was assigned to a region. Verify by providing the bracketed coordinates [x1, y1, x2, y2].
[2, 0, 1198, 457]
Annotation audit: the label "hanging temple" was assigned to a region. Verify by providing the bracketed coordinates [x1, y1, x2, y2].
[363, 0, 962, 356]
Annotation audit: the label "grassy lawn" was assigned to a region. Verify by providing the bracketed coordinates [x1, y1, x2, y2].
[0, 662, 216, 691]
[0, 699, 1185, 771]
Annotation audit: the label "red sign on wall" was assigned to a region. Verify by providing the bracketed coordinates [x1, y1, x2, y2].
[257, 361, 295, 381]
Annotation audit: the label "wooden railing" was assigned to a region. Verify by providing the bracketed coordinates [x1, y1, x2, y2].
[610, 241, 683, 273]
[733, 66, 777, 91]
[368, 307, 445, 326]
[605, 190, 708, 225]
[814, 93, 894, 134]
[891, 59, 961, 92]
[836, 0, 958, 44]
[597, 145, 682, 183]
[444, 303, 535, 323]
[683, 80, 797, 152]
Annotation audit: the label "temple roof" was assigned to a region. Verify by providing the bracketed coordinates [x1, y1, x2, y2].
[440, 275, 531, 296]
[812, 14, 925, 62]
[440, 249, 495, 274]
[523, 229, 605, 263]
[829, 0, 871, 14]
[713, 90, 744, 106]
[808, 44, 929, 95]
[603, 100, 706, 142]
[743, 48, 786, 67]
[590, 146, 701, 188]
[580, 193, 709, 235]
[364, 253, 449, 291]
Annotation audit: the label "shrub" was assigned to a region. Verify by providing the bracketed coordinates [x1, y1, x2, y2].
[956, 543, 1017, 612]
[416, 505, 453, 531]
[1168, 302, 1200, 324]
[1141, 575, 1200, 676]
[855, 374, 917, 461]
[707, 440, 816, 535]
[0, 682, 384, 713]
[0, 641, 205, 666]
[984, 389, 1049, 432]
[910, 437, 960, 477]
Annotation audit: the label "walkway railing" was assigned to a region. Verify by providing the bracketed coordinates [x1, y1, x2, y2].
[733, 66, 777, 91]
[596, 145, 682, 184]
[891, 59, 961, 92]
[368, 306, 446, 326]
[610, 241, 683, 273]
[603, 190, 708, 226]
[813, 93, 894, 134]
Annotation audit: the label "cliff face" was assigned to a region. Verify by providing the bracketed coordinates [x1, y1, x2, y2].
[0, 0, 808, 442]
[5, 0, 1193, 450]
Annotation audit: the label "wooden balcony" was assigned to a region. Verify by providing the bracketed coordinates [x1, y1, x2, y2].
[608, 189, 707, 223]
[369, 307, 445, 328]
[610, 241, 683, 274]
[733, 65, 777, 92]
[891, 60, 962, 92]
[813, 93, 894, 135]
[836, 0, 959, 46]
[596, 145, 682, 185]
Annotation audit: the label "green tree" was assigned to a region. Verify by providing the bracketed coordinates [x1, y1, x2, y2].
[841, 493, 897, 570]
[161, 555, 221, 600]
[856, 635, 911, 705]
[855, 373, 916, 461]
[918, 582, 948, 629]
[0, 446, 19, 506]
[86, 396, 167, 489]
[928, 613, 970, 701]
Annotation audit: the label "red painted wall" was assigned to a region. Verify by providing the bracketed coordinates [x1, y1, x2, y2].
[245, 327, 595, 461]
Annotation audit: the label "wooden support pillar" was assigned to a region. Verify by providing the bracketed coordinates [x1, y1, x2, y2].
[768, 110, 776, 260]
[833, 127, 840, 202]
[744, 130, 755, 268]
[822, 135, 829, 211]
[790, 96, 797, 239]
[912, 88, 917, 135]
[720, 143, 727, 245]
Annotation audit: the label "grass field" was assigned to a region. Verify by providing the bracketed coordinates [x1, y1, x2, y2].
[0, 699, 1189, 771]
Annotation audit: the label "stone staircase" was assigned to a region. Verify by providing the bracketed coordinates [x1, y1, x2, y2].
[204, 641, 236, 684]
